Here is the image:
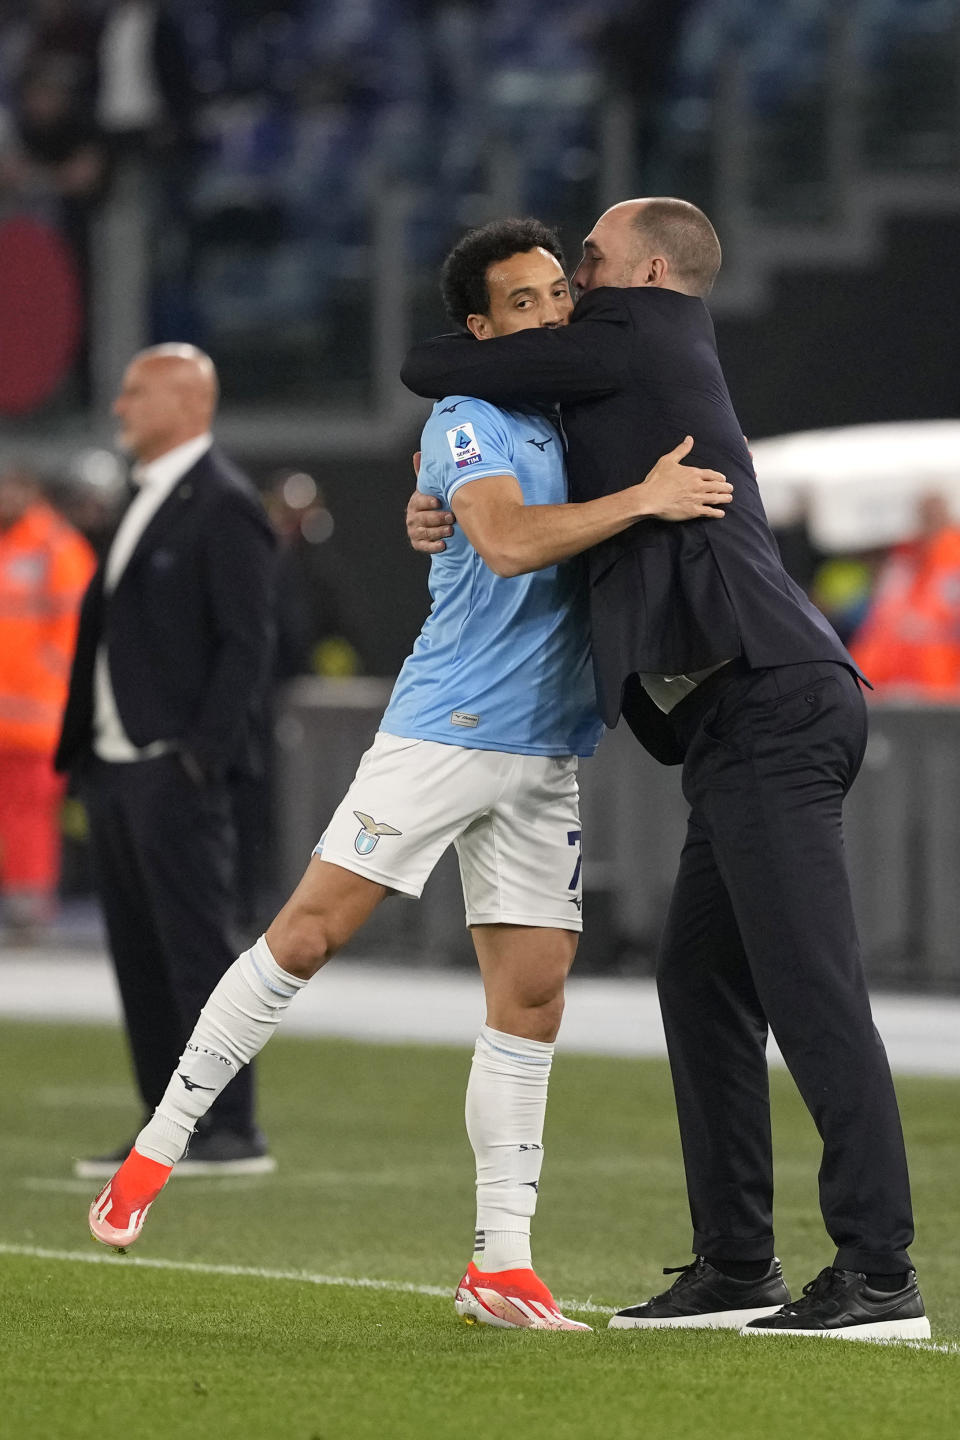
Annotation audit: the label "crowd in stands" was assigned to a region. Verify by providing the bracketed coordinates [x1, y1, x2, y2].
[2, 1, 953, 398]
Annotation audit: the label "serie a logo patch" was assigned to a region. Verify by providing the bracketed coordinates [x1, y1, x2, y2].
[446, 422, 483, 469]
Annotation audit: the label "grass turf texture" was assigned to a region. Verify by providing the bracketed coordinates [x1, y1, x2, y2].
[2, 1020, 958, 1440]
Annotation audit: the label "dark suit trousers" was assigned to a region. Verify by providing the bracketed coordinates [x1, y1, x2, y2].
[82, 754, 255, 1135]
[657, 661, 914, 1273]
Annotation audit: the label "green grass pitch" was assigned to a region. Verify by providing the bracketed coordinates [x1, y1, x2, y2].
[2, 1019, 958, 1440]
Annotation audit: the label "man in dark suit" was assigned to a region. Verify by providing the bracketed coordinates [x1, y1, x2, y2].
[57, 343, 277, 1177]
[401, 198, 928, 1341]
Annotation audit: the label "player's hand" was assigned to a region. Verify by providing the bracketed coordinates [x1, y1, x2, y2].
[638, 437, 732, 521]
[406, 468, 455, 554]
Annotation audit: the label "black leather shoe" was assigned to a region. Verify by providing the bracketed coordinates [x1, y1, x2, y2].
[742, 1266, 930, 1340]
[608, 1256, 790, 1329]
[177, 1126, 276, 1176]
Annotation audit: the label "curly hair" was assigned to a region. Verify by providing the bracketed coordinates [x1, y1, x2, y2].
[440, 218, 566, 329]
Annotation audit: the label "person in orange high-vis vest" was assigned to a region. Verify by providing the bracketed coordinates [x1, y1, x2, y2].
[0, 465, 96, 936]
[851, 493, 960, 701]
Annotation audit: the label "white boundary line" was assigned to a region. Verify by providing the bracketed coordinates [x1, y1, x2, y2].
[0, 1242, 614, 1317]
[3, 1243, 958, 1349]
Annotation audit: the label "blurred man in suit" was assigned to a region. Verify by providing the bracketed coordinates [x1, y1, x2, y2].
[401, 198, 927, 1342]
[57, 344, 276, 1177]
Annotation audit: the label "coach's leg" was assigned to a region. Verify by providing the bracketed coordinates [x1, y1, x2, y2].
[130, 755, 254, 1136]
[464, 924, 576, 1272]
[132, 858, 387, 1164]
[657, 818, 776, 1263]
[697, 664, 914, 1273]
[81, 762, 185, 1117]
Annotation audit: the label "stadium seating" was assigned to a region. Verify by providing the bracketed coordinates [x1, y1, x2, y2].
[0, 0, 956, 403]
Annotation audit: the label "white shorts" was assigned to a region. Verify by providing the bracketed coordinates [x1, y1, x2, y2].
[314, 732, 583, 931]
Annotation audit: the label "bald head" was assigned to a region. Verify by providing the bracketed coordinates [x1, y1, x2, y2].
[572, 197, 722, 298]
[114, 344, 219, 464]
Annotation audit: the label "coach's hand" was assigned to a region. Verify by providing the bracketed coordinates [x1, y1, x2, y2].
[639, 437, 732, 522]
[406, 453, 455, 554]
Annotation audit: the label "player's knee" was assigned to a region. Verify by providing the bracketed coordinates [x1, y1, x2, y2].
[265, 908, 335, 980]
[508, 987, 566, 1043]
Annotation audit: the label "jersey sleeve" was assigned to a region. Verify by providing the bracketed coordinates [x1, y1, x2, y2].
[418, 399, 517, 507]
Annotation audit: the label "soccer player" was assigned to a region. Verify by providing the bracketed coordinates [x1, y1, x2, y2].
[87, 218, 730, 1331]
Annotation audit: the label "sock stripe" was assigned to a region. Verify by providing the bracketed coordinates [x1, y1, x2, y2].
[248, 942, 301, 1000]
[477, 1034, 552, 1066]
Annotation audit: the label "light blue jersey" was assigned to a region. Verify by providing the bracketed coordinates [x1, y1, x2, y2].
[381, 396, 604, 757]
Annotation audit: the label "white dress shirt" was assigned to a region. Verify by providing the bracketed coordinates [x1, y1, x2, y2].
[93, 433, 213, 762]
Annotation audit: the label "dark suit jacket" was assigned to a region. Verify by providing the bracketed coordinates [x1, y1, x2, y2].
[56, 445, 276, 779]
[401, 286, 860, 761]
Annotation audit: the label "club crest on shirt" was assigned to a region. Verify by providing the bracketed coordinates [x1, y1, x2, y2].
[446, 421, 483, 469]
[353, 810, 403, 855]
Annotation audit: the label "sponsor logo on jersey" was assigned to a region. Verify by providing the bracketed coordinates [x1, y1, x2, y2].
[446, 421, 483, 469]
[526, 436, 552, 452]
[353, 810, 403, 855]
[451, 710, 480, 728]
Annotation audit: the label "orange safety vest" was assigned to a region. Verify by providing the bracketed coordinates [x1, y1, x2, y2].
[850, 528, 960, 699]
[0, 501, 96, 754]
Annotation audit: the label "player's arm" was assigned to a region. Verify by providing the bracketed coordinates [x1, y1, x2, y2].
[401, 290, 628, 407]
[453, 438, 731, 578]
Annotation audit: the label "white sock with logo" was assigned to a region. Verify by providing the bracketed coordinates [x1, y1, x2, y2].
[134, 936, 307, 1165]
[465, 1023, 554, 1273]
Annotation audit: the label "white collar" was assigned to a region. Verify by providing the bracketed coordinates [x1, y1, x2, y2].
[130, 433, 213, 491]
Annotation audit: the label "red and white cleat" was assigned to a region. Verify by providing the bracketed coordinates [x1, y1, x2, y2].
[455, 1262, 592, 1331]
[88, 1149, 173, 1251]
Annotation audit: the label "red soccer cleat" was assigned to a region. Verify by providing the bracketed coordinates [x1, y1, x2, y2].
[454, 1261, 592, 1330]
[88, 1148, 173, 1251]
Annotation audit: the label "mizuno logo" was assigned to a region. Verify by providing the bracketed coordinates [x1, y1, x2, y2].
[527, 437, 552, 451]
[178, 1073, 216, 1092]
[440, 402, 464, 414]
[569, 895, 583, 911]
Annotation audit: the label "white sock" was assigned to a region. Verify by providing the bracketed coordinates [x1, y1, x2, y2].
[135, 936, 306, 1165]
[465, 1023, 554, 1273]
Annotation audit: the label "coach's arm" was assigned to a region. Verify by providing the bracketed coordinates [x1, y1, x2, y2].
[401, 289, 628, 407]
[451, 438, 730, 578]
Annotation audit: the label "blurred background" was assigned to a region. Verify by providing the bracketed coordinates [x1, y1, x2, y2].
[2, 0, 960, 989]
